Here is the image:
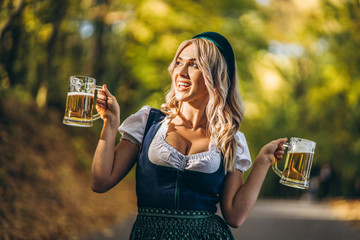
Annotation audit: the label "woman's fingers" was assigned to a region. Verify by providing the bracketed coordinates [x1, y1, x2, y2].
[96, 95, 107, 109]
[96, 100, 107, 110]
[274, 139, 287, 161]
[97, 97, 107, 105]
[96, 86, 111, 109]
[95, 85, 120, 127]
[263, 138, 287, 155]
[103, 84, 113, 98]
[96, 87, 109, 117]
[97, 91, 107, 100]
[275, 151, 285, 161]
[97, 89, 108, 104]
[257, 138, 288, 165]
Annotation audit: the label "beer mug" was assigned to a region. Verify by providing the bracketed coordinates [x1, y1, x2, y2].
[272, 137, 316, 189]
[63, 75, 102, 127]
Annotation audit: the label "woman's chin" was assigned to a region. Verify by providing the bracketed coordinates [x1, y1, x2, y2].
[174, 92, 188, 102]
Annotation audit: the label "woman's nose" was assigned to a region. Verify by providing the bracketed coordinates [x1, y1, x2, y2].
[179, 65, 189, 78]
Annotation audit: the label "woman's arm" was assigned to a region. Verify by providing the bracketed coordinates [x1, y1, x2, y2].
[91, 85, 139, 193]
[220, 138, 287, 228]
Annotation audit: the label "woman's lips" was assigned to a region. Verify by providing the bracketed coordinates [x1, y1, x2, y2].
[177, 81, 191, 91]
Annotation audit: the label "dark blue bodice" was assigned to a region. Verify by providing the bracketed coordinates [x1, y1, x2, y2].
[135, 109, 226, 213]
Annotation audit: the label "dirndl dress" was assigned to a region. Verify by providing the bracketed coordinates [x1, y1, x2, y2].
[129, 108, 234, 240]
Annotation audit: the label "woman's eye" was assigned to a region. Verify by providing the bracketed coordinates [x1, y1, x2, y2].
[176, 61, 183, 66]
[190, 62, 199, 68]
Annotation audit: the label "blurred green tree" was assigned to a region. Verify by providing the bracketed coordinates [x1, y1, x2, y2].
[241, 0, 360, 198]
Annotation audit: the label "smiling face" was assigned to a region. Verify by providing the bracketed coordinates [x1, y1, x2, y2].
[172, 43, 209, 106]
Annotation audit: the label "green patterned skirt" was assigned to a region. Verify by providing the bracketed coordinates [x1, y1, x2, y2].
[129, 208, 234, 240]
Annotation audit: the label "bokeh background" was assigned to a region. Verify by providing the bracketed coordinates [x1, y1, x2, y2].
[1, 0, 359, 239]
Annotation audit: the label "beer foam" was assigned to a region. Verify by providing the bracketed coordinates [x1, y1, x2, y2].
[67, 92, 94, 97]
[288, 141, 315, 153]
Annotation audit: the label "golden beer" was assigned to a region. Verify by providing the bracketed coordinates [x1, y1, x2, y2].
[281, 152, 314, 184]
[272, 137, 316, 189]
[63, 75, 102, 127]
[63, 93, 95, 127]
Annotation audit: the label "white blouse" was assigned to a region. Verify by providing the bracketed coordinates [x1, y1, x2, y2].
[118, 105, 252, 173]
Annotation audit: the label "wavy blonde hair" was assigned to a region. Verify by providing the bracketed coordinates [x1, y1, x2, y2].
[161, 38, 244, 173]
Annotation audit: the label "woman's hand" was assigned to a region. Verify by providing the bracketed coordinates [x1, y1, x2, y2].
[256, 138, 288, 166]
[96, 84, 120, 129]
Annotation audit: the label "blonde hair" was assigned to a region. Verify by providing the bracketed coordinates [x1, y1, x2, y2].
[161, 38, 244, 173]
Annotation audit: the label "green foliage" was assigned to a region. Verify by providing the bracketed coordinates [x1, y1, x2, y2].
[241, 0, 360, 198]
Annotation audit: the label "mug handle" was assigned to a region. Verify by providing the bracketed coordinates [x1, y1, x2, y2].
[93, 85, 103, 121]
[271, 142, 289, 178]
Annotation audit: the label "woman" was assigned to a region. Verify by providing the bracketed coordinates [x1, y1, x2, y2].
[92, 32, 287, 239]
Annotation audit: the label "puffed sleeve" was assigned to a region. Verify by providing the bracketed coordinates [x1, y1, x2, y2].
[118, 105, 151, 146]
[235, 131, 252, 172]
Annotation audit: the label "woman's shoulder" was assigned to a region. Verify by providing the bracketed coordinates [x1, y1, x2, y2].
[118, 105, 152, 143]
[234, 130, 252, 171]
[135, 105, 152, 115]
[122, 105, 152, 122]
[235, 131, 247, 144]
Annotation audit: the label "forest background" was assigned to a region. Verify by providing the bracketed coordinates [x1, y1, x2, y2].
[1, 0, 360, 239]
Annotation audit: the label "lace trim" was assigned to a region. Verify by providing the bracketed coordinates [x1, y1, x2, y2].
[158, 119, 219, 160]
[138, 207, 213, 218]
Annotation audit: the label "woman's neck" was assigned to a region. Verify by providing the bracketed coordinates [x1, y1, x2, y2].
[176, 102, 208, 130]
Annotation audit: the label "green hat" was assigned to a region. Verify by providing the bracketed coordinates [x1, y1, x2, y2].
[192, 32, 235, 84]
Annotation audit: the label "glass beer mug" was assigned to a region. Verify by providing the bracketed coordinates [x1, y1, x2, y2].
[272, 137, 316, 189]
[63, 76, 102, 127]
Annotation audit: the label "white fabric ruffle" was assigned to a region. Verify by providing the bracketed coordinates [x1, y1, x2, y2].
[118, 105, 252, 173]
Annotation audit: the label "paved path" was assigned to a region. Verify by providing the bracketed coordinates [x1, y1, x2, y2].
[82, 200, 360, 240]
